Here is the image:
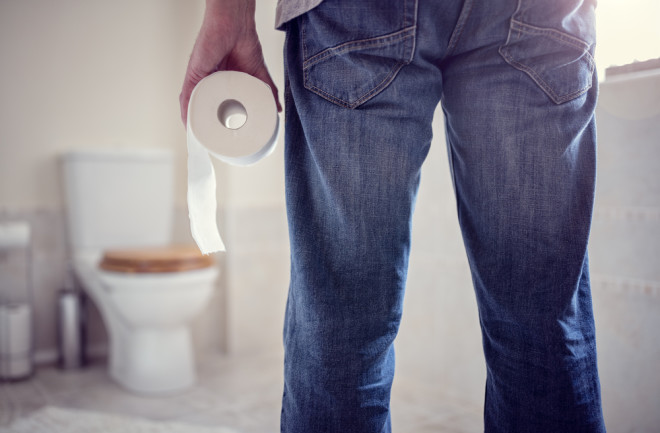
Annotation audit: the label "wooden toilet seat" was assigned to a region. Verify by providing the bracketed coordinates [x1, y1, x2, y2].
[99, 245, 214, 273]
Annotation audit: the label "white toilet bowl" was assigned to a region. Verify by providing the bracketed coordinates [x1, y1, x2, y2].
[61, 148, 221, 395]
[73, 247, 218, 395]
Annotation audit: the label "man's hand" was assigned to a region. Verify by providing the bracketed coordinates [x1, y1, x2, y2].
[179, 0, 281, 125]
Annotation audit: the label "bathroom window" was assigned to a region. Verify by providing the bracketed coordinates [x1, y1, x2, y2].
[595, 0, 660, 79]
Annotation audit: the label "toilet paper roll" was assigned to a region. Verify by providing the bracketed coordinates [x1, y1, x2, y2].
[187, 71, 280, 254]
[0, 222, 31, 249]
[0, 303, 32, 354]
[0, 303, 33, 379]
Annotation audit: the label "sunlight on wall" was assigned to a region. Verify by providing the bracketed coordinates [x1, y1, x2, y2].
[595, 0, 660, 78]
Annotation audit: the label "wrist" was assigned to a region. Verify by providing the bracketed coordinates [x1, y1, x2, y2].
[205, 0, 255, 18]
[203, 0, 256, 35]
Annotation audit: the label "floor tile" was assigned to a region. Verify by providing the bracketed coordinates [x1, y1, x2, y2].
[32, 360, 113, 398]
[440, 411, 484, 433]
[3, 351, 487, 433]
[1, 377, 48, 406]
[48, 380, 221, 421]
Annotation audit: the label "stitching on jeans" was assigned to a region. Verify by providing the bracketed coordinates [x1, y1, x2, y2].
[499, 9, 596, 104]
[442, 109, 461, 234]
[514, 0, 524, 39]
[301, 16, 308, 63]
[300, 0, 418, 109]
[510, 20, 594, 62]
[301, 16, 309, 95]
[499, 47, 594, 104]
[443, 0, 474, 61]
[352, 61, 406, 107]
[307, 61, 406, 109]
[404, 0, 407, 30]
[303, 27, 416, 69]
[404, 0, 418, 31]
[500, 0, 521, 49]
[408, 0, 419, 62]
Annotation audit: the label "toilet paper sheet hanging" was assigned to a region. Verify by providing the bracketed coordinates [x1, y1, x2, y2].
[186, 71, 280, 255]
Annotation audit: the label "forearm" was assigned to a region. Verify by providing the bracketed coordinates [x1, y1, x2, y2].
[205, 0, 255, 17]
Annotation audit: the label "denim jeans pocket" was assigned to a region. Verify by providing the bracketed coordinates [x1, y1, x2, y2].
[498, 16, 596, 104]
[300, 0, 417, 109]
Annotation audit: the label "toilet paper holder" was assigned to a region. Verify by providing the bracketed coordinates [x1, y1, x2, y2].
[0, 221, 34, 381]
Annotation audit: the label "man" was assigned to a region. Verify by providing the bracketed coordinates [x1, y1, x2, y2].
[180, 0, 606, 431]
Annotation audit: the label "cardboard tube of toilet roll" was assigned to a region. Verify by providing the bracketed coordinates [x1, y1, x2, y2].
[186, 71, 280, 255]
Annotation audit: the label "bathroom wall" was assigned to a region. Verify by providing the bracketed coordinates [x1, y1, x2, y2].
[0, 0, 289, 364]
[589, 68, 660, 432]
[0, 0, 229, 361]
[394, 111, 487, 409]
[220, 2, 290, 356]
[0, 0, 205, 209]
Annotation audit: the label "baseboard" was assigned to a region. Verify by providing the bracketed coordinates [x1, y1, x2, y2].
[33, 344, 108, 366]
[33, 349, 57, 365]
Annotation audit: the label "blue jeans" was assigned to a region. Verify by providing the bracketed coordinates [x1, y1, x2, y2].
[281, 0, 605, 431]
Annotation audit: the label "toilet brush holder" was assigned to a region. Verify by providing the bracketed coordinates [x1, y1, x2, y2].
[57, 287, 85, 370]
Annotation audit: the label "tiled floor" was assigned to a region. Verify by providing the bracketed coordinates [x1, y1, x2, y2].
[0, 352, 482, 432]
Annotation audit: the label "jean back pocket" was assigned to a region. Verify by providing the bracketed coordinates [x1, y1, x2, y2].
[498, 0, 596, 105]
[300, 0, 418, 109]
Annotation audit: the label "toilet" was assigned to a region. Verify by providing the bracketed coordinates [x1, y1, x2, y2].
[60, 148, 219, 395]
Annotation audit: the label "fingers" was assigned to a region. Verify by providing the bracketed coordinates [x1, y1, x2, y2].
[227, 36, 282, 113]
[180, 29, 233, 125]
[179, 75, 197, 125]
[180, 53, 282, 125]
[179, 1, 282, 125]
[252, 65, 283, 113]
[180, 63, 218, 125]
[181, 46, 282, 125]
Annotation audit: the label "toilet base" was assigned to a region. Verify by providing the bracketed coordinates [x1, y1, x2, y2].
[109, 326, 195, 395]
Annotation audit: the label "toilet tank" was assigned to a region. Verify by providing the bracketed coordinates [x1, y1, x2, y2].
[61, 148, 174, 250]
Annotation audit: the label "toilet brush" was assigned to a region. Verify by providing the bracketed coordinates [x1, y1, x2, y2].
[57, 266, 85, 369]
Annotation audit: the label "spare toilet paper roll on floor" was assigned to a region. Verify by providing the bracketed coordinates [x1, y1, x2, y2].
[187, 71, 280, 254]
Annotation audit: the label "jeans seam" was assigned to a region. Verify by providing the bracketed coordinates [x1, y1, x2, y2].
[406, 0, 418, 63]
[510, 19, 595, 63]
[498, 47, 594, 104]
[443, 106, 460, 204]
[442, 0, 474, 61]
[301, 15, 308, 64]
[404, 0, 408, 29]
[303, 27, 416, 69]
[302, 17, 310, 106]
[306, 61, 407, 109]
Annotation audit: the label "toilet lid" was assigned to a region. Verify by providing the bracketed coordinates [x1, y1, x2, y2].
[99, 246, 214, 273]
